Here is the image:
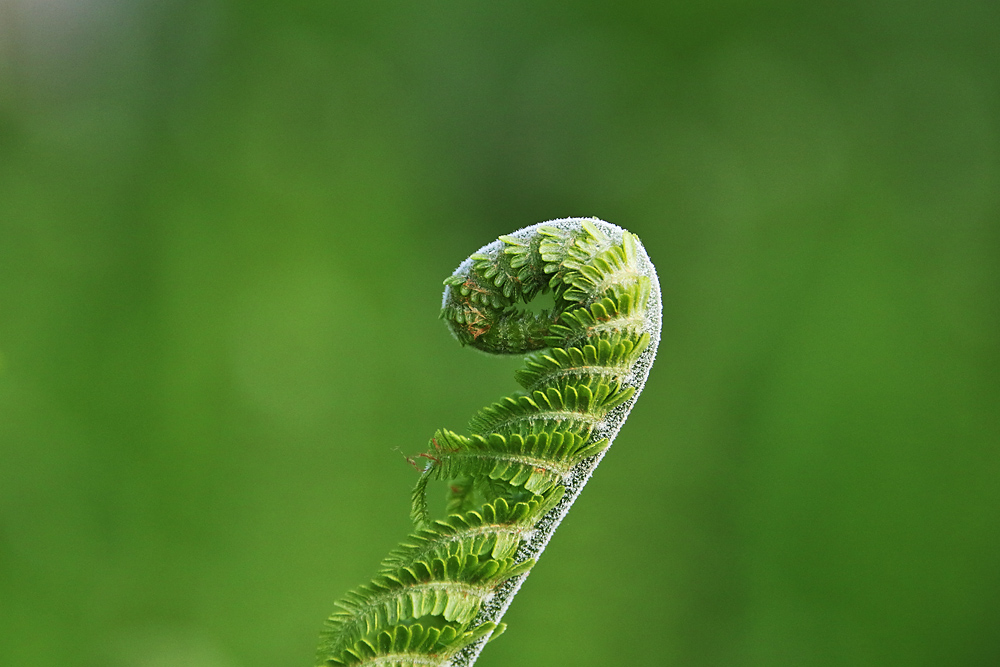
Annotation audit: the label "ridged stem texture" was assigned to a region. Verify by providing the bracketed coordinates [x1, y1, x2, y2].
[317, 218, 661, 667]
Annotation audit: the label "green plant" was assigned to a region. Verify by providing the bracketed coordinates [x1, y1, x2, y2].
[316, 218, 661, 666]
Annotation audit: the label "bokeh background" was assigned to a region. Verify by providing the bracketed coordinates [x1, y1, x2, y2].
[2, 1, 999, 665]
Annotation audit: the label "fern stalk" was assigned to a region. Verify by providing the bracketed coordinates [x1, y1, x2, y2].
[317, 218, 661, 666]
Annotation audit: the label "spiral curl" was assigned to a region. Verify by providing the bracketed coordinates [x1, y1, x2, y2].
[317, 218, 661, 667]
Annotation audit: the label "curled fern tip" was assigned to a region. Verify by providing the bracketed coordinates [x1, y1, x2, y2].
[317, 217, 661, 666]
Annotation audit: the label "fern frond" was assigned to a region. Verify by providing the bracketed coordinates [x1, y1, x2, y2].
[318, 554, 534, 660]
[515, 332, 651, 393]
[438, 302, 552, 354]
[323, 622, 498, 666]
[441, 271, 517, 310]
[537, 220, 616, 299]
[560, 230, 644, 303]
[410, 430, 608, 526]
[381, 493, 561, 573]
[545, 279, 652, 349]
[468, 381, 634, 437]
[496, 233, 548, 302]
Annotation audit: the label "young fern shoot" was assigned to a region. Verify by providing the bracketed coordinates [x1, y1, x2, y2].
[317, 218, 661, 667]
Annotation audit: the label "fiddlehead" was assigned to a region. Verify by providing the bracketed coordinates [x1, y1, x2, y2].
[317, 218, 661, 667]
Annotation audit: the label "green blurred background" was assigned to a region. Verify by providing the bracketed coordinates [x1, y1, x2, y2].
[2, 1, 998, 665]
